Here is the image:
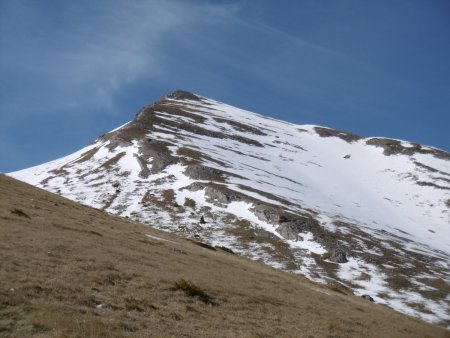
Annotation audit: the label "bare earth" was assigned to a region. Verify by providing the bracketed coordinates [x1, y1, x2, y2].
[0, 175, 448, 338]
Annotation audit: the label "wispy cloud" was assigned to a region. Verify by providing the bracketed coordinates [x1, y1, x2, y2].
[0, 0, 240, 115]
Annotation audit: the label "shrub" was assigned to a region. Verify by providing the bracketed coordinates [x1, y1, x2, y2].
[173, 279, 215, 306]
[10, 208, 30, 218]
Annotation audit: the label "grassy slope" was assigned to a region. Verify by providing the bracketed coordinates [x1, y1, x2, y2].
[0, 175, 447, 338]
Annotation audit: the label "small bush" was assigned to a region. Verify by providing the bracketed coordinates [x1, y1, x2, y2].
[10, 208, 30, 218]
[173, 279, 215, 305]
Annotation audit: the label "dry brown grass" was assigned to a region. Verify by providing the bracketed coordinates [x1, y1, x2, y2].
[0, 174, 448, 337]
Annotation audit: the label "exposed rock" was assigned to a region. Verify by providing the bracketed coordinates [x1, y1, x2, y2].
[366, 138, 450, 160]
[343, 154, 351, 159]
[165, 90, 201, 101]
[361, 294, 375, 302]
[184, 164, 227, 182]
[314, 127, 361, 143]
[276, 218, 316, 241]
[204, 184, 245, 205]
[366, 138, 415, 156]
[253, 204, 284, 224]
[199, 216, 206, 224]
[329, 246, 349, 263]
[183, 182, 205, 192]
[276, 222, 302, 241]
[213, 117, 267, 136]
[140, 140, 177, 174]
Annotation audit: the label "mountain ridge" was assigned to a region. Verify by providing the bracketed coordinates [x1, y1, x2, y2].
[9, 90, 450, 326]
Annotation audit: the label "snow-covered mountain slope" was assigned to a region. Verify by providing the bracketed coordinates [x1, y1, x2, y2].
[9, 90, 450, 326]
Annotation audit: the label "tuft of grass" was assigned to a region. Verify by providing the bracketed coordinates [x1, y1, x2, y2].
[173, 279, 215, 306]
[10, 208, 30, 218]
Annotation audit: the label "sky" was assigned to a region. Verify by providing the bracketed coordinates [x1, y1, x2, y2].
[1, 0, 449, 172]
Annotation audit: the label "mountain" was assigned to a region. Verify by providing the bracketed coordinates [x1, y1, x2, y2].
[9, 90, 450, 327]
[3, 174, 449, 337]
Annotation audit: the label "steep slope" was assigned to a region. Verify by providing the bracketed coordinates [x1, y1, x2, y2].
[9, 90, 450, 326]
[1, 174, 449, 337]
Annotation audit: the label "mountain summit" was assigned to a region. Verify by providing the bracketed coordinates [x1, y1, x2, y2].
[9, 90, 450, 326]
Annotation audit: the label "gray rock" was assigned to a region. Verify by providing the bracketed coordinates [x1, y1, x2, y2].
[184, 164, 226, 181]
[204, 185, 243, 205]
[276, 218, 315, 241]
[361, 294, 374, 302]
[253, 204, 283, 224]
[329, 246, 349, 263]
[165, 90, 201, 101]
[366, 138, 450, 160]
[314, 127, 361, 143]
[183, 182, 205, 192]
[149, 151, 174, 173]
[276, 222, 302, 241]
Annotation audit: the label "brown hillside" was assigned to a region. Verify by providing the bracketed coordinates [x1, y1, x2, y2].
[0, 174, 447, 337]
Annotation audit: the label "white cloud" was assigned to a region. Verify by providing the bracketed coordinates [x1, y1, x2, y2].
[1, 0, 241, 114]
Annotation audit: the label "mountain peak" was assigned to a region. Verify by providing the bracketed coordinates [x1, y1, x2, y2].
[8, 92, 450, 327]
[162, 89, 201, 102]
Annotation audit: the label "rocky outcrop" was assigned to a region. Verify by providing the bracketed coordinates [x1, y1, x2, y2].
[213, 117, 267, 136]
[362, 294, 375, 302]
[184, 164, 227, 182]
[276, 218, 316, 241]
[276, 222, 303, 241]
[165, 90, 202, 102]
[204, 184, 245, 205]
[366, 138, 450, 160]
[140, 139, 177, 174]
[328, 246, 349, 263]
[252, 204, 284, 224]
[314, 127, 361, 143]
[183, 182, 205, 192]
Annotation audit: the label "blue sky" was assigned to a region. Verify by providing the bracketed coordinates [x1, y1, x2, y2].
[1, 0, 449, 172]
